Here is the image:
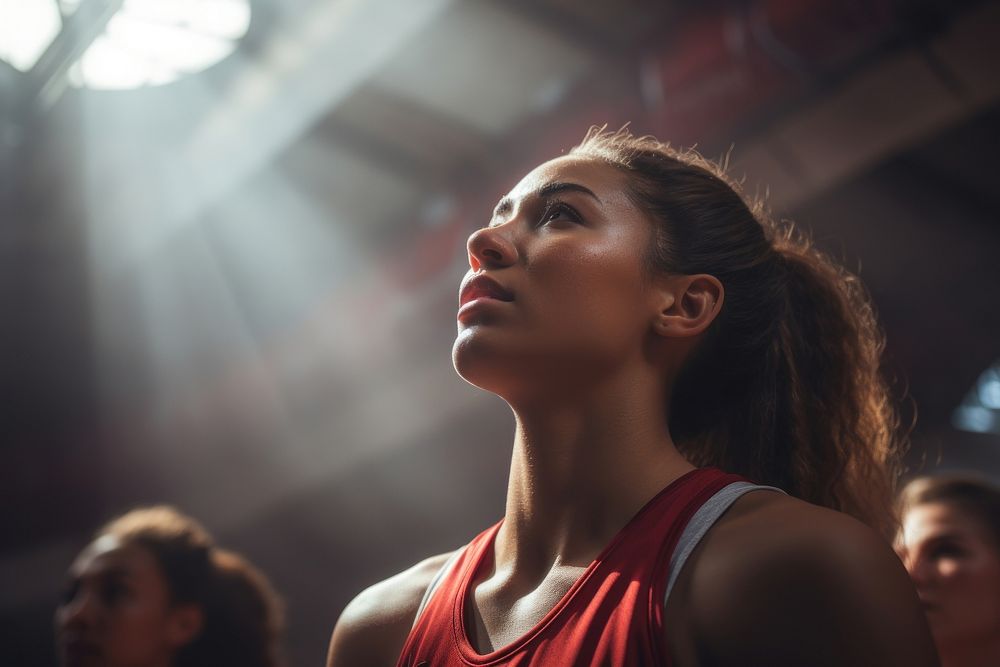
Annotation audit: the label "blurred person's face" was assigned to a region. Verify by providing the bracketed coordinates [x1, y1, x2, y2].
[453, 156, 663, 399]
[55, 535, 200, 667]
[896, 501, 1000, 654]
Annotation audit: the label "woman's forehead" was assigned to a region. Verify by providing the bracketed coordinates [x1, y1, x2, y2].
[70, 536, 156, 578]
[904, 502, 986, 542]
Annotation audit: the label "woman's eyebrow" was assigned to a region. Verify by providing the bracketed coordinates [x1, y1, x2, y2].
[491, 181, 603, 221]
[85, 563, 132, 579]
[924, 532, 965, 546]
[536, 181, 602, 205]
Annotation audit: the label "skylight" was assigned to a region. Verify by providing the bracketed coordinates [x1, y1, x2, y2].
[0, 0, 250, 89]
[69, 0, 250, 89]
[0, 0, 63, 71]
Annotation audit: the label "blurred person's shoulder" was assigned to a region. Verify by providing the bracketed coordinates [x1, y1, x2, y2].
[327, 551, 455, 667]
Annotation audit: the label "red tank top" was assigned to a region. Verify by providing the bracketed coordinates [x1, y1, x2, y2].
[396, 467, 746, 666]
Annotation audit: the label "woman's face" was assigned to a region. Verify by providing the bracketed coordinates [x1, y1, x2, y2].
[453, 155, 663, 398]
[896, 501, 1000, 652]
[55, 534, 195, 667]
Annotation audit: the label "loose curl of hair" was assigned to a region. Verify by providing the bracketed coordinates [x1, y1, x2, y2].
[99, 506, 285, 667]
[571, 126, 904, 539]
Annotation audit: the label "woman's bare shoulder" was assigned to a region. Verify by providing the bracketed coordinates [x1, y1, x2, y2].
[326, 551, 456, 667]
[686, 491, 939, 666]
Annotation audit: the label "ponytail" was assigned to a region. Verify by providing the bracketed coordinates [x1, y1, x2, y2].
[572, 127, 903, 538]
[180, 548, 286, 667]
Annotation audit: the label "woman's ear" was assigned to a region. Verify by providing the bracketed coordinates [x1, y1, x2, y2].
[166, 603, 204, 648]
[653, 274, 724, 339]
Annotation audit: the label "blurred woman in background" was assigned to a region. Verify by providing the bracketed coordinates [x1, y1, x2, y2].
[329, 127, 936, 665]
[897, 475, 1000, 667]
[56, 505, 285, 667]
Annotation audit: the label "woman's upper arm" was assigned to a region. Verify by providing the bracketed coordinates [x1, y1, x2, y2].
[687, 498, 939, 667]
[327, 552, 454, 667]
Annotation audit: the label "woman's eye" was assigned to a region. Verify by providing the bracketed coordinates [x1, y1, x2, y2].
[101, 581, 129, 605]
[59, 581, 79, 606]
[929, 544, 964, 560]
[540, 203, 579, 226]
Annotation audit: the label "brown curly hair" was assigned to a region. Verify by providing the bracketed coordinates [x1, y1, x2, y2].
[571, 126, 904, 539]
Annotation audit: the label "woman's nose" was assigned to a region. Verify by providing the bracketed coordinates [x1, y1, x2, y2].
[467, 225, 517, 272]
[58, 591, 96, 631]
[905, 555, 935, 588]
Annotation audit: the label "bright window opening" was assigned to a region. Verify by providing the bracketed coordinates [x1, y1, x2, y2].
[0, 0, 63, 72]
[68, 0, 251, 90]
[0, 0, 250, 88]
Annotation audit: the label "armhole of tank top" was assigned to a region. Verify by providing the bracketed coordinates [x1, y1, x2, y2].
[411, 549, 464, 629]
[663, 481, 785, 607]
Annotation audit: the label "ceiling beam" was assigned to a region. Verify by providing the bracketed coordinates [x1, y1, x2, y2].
[21, 0, 123, 113]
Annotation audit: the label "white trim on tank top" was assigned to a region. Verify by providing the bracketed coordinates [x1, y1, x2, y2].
[411, 480, 786, 626]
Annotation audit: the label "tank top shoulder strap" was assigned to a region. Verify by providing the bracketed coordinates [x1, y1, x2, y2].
[411, 476, 783, 630]
[412, 548, 464, 627]
[663, 480, 785, 605]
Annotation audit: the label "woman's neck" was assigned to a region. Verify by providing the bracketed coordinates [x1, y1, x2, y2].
[495, 380, 693, 577]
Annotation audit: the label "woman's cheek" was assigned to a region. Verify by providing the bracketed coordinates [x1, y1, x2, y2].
[938, 560, 963, 579]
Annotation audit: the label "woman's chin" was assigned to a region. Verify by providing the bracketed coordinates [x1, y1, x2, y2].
[452, 350, 499, 392]
[453, 327, 495, 369]
[452, 335, 519, 396]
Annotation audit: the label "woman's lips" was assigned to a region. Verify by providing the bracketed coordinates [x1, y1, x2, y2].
[916, 595, 941, 613]
[458, 274, 514, 308]
[60, 638, 101, 666]
[458, 274, 514, 321]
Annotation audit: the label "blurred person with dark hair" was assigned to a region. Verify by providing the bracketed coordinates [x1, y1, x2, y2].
[56, 506, 285, 667]
[328, 127, 937, 666]
[896, 475, 1000, 667]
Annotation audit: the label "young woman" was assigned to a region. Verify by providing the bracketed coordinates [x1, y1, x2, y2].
[328, 128, 938, 666]
[897, 475, 1000, 667]
[56, 505, 285, 667]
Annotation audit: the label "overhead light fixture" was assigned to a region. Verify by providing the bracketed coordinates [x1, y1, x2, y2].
[0, 0, 250, 89]
[0, 0, 63, 72]
[67, 0, 251, 90]
[953, 360, 1000, 435]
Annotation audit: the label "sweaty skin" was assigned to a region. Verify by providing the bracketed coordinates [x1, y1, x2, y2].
[328, 156, 939, 667]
